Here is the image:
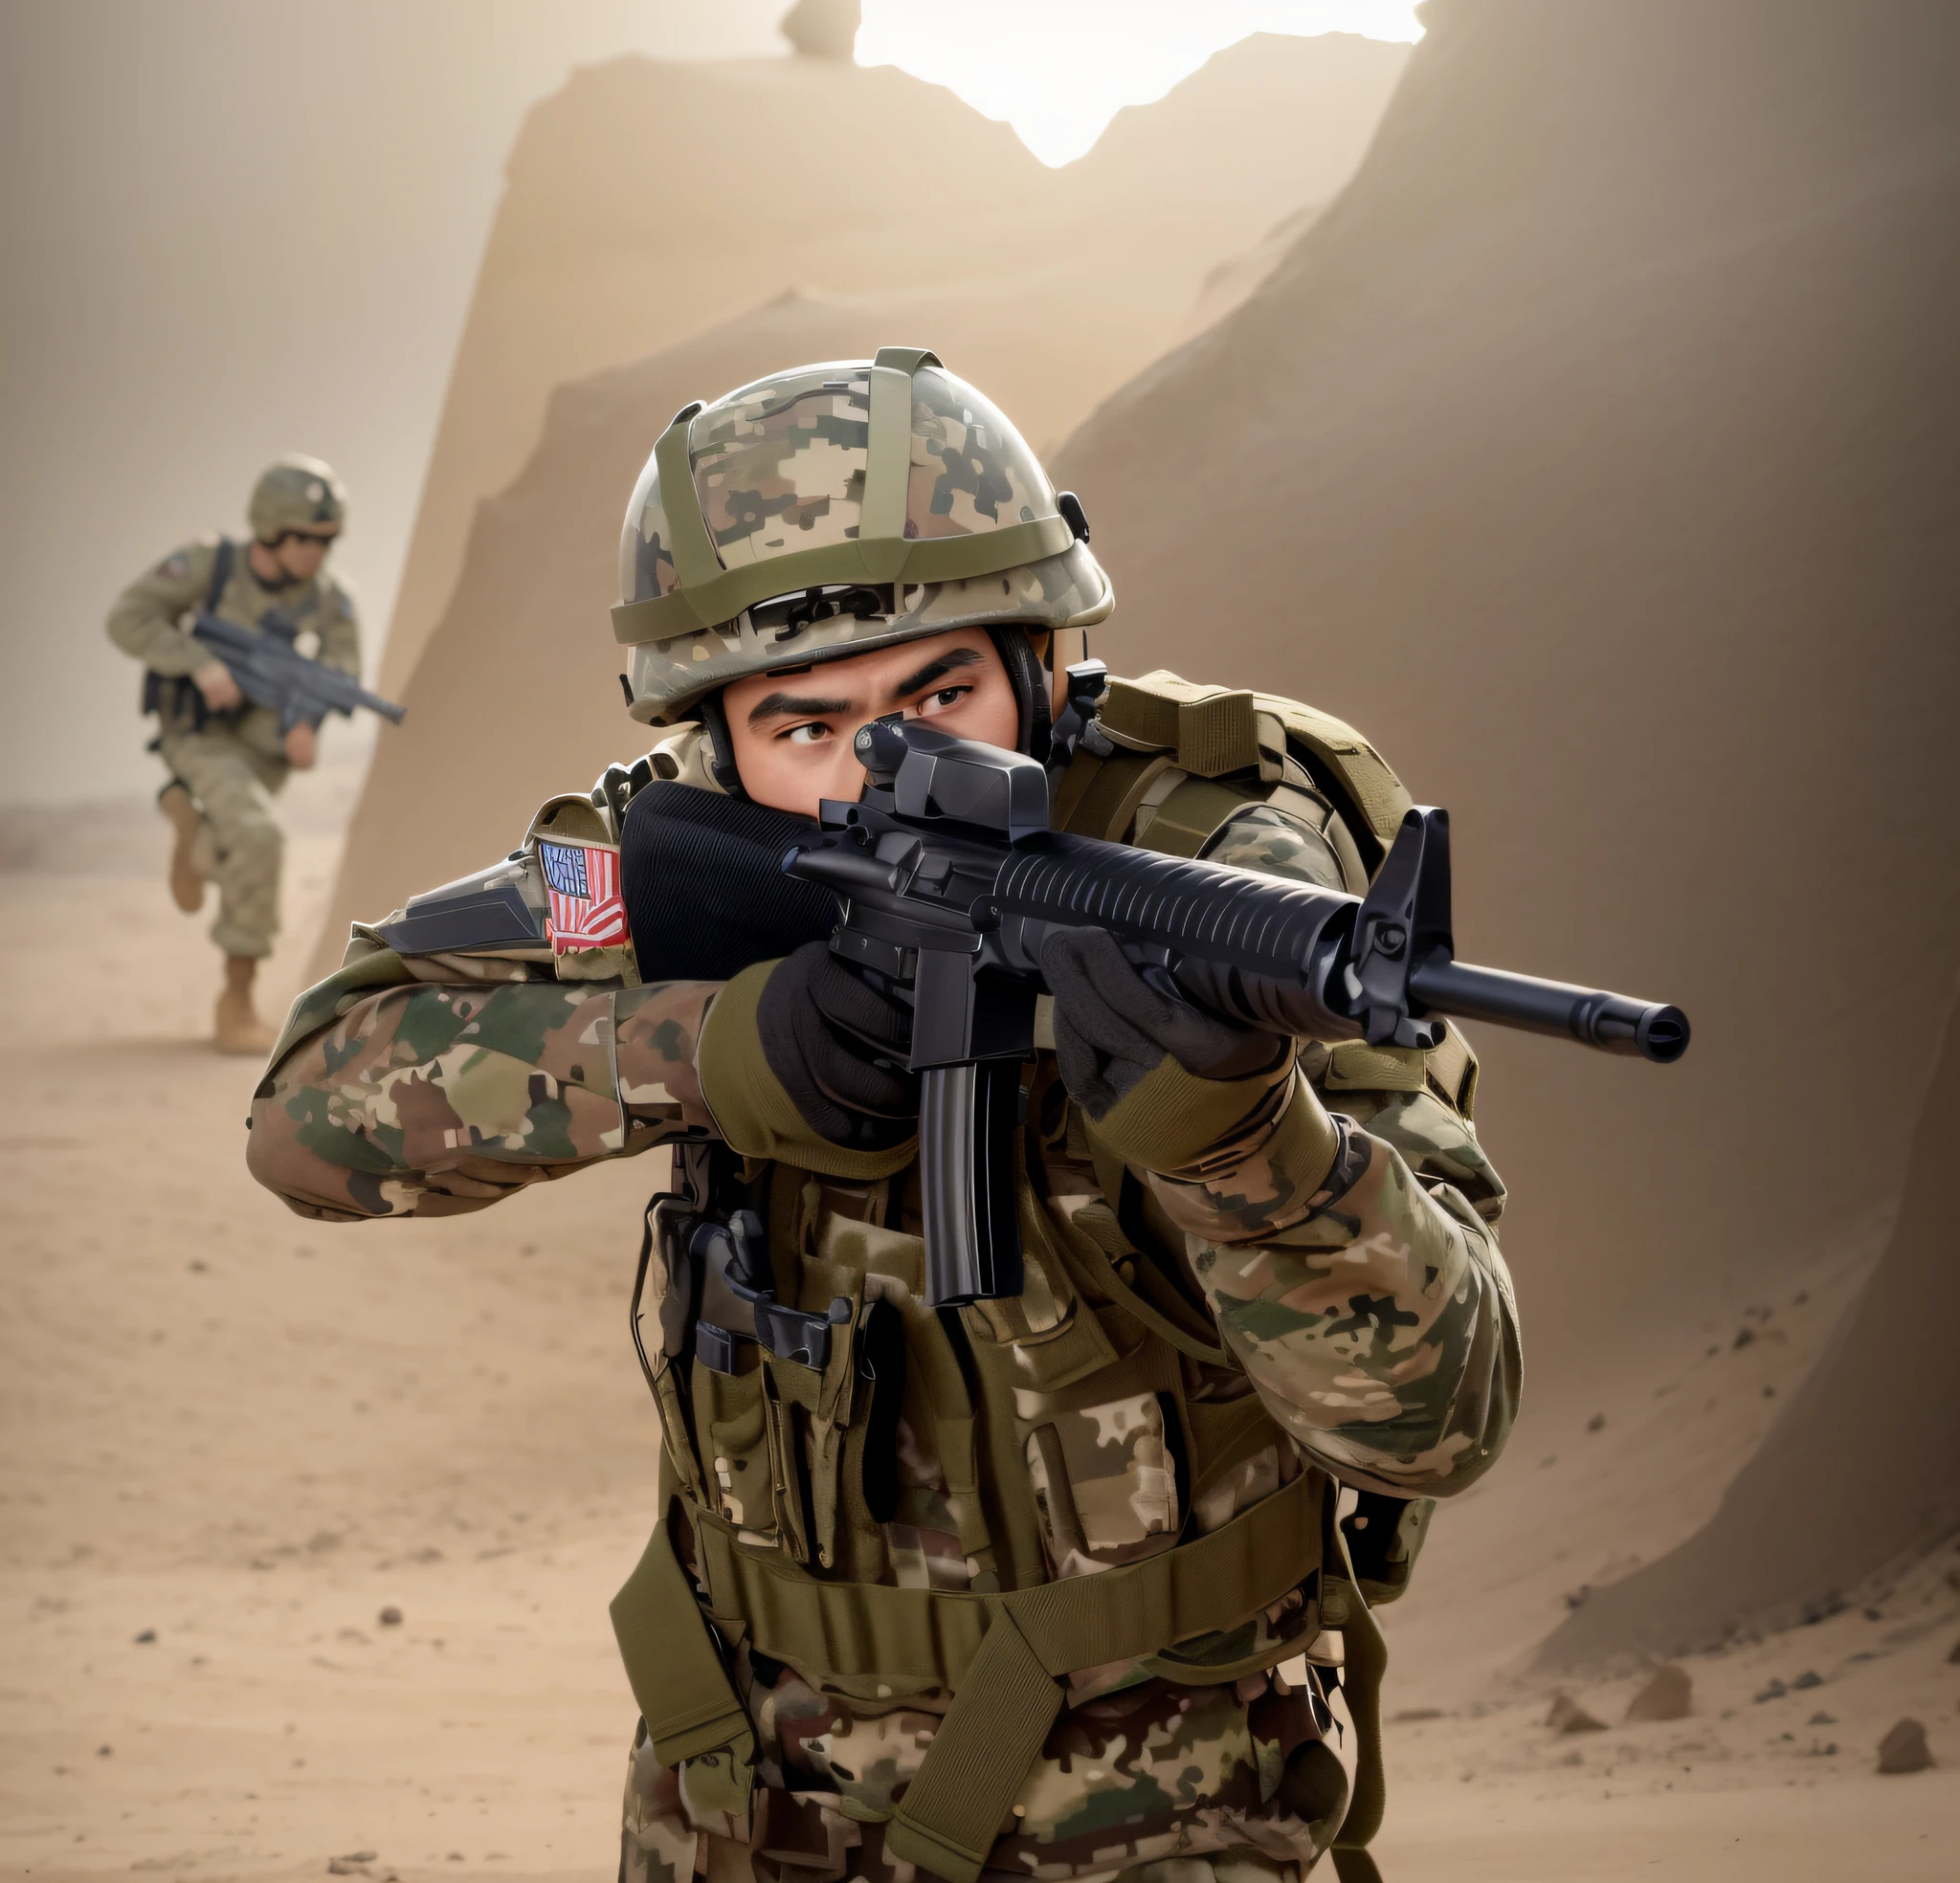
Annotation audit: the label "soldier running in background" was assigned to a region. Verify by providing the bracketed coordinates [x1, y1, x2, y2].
[107, 456, 361, 1052]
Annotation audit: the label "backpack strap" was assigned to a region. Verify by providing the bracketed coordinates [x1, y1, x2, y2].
[1090, 669, 1413, 875]
[142, 538, 238, 728]
[609, 1514, 757, 1819]
[205, 536, 236, 613]
[1324, 1531, 1390, 1882]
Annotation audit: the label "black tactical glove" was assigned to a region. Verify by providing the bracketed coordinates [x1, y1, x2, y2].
[1041, 926, 1295, 1171]
[756, 939, 919, 1150]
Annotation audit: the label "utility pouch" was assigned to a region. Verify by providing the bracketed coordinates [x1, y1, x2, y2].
[140, 670, 212, 734]
[630, 1193, 708, 1505]
[692, 1209, 853, 1375]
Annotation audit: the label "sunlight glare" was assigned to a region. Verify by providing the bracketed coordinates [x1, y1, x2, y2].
[856, 0, 1424, 166]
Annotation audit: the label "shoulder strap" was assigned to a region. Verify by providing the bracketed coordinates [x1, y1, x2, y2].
[1251, 689, 1412, 871]
[1091, 670, 1412, 874]
[609, 1515, 757, 1817]
[204, 537, 235, 614]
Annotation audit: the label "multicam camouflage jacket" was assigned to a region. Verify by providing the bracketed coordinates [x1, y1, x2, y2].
[249, 676, 1521, 1882]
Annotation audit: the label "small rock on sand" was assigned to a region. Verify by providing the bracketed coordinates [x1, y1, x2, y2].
[1625, 1663, 1692, 1722]
[1547, 1693, 1607, 1734]
[1878, 1718, 1932, 1775]
[378, 1606, 403, 1627]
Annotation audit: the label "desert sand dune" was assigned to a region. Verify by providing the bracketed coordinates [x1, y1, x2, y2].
[1538, 970, 1960, 1665]
[372, 32, 1411, 704]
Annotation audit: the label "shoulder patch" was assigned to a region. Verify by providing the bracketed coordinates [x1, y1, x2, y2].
[154, 551, 191, 580]
[538, 839, 627, 953]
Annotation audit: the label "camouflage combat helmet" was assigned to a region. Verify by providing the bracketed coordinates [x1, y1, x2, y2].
[249, 454, 346, 543]
[612, 346, 1112, 726]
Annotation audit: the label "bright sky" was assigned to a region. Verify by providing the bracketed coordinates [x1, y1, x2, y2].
[858, 0, 1425, 166]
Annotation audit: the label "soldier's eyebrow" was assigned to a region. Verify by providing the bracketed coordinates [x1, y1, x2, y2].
[746, 691, 854, 725]
[887, 646, 987, 702]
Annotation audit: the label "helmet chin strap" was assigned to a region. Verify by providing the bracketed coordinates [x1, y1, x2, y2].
[699, 628, 1054, 802]
[990, 627, 1054, 765]
[697, 688, 748, 800]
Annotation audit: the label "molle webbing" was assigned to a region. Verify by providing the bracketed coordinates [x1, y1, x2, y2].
[617, 1467, 1325, 1883]
[1093, 670, 1414, 856]
[1097, 677, 1266, 778]
[694, 1461, 1322, 1689]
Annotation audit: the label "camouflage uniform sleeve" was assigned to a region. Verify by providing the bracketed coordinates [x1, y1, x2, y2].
[1197, 801, 1349, 891]
[1127, 792, 1520, 1499]
[246, 976, 719, 1221]
[105, 540, 213, 676]
[313, 578, 361, 680]
[1145, 1074, 1521, 1499]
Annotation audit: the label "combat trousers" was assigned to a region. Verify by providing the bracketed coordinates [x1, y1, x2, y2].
[618, 1728, 1309, 1883]
[157, 725, 289, 959]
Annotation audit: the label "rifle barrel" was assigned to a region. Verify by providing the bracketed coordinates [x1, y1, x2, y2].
[1408, 954, 1689, 1063]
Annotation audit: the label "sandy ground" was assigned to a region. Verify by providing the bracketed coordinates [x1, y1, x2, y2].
[4, 787, 1956, 1882]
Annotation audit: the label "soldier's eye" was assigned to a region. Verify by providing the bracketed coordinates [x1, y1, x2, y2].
[915, 685, 973, 717]
[782, 721, 831, 745]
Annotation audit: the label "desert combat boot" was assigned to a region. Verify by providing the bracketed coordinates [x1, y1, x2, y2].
[158, 781, 205, 914]
[214, 956, 276, 1056]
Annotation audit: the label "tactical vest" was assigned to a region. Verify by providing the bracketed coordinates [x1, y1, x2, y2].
[610, 673, 1436, 1883]
[140, 538, 236, 734]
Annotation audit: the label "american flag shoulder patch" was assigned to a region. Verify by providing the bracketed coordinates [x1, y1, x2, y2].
[538, 838, 627, 954]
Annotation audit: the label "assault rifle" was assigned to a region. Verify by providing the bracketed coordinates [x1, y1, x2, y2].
[190, 610, 406, 732]
[618, 716, 1688, 1314]
[773, 718, 1688, 1308]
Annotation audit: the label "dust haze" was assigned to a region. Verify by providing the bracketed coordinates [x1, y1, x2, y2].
[5, 3, 1958, 1880]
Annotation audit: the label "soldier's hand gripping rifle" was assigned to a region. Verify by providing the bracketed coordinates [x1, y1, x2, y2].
[777, 719, 1689, 1309]
[190, 609, 407, 733]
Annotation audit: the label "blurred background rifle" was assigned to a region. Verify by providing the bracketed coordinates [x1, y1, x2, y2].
[173, 609, 407, 733]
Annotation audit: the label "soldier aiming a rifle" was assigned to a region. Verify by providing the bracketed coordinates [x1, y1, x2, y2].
[108, 455, 363, 1053]
[242, 352, 1682, 1878]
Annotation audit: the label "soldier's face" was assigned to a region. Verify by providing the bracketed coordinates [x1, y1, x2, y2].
[724, 629, 1027, 817]
[272, 531, 334, 581]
